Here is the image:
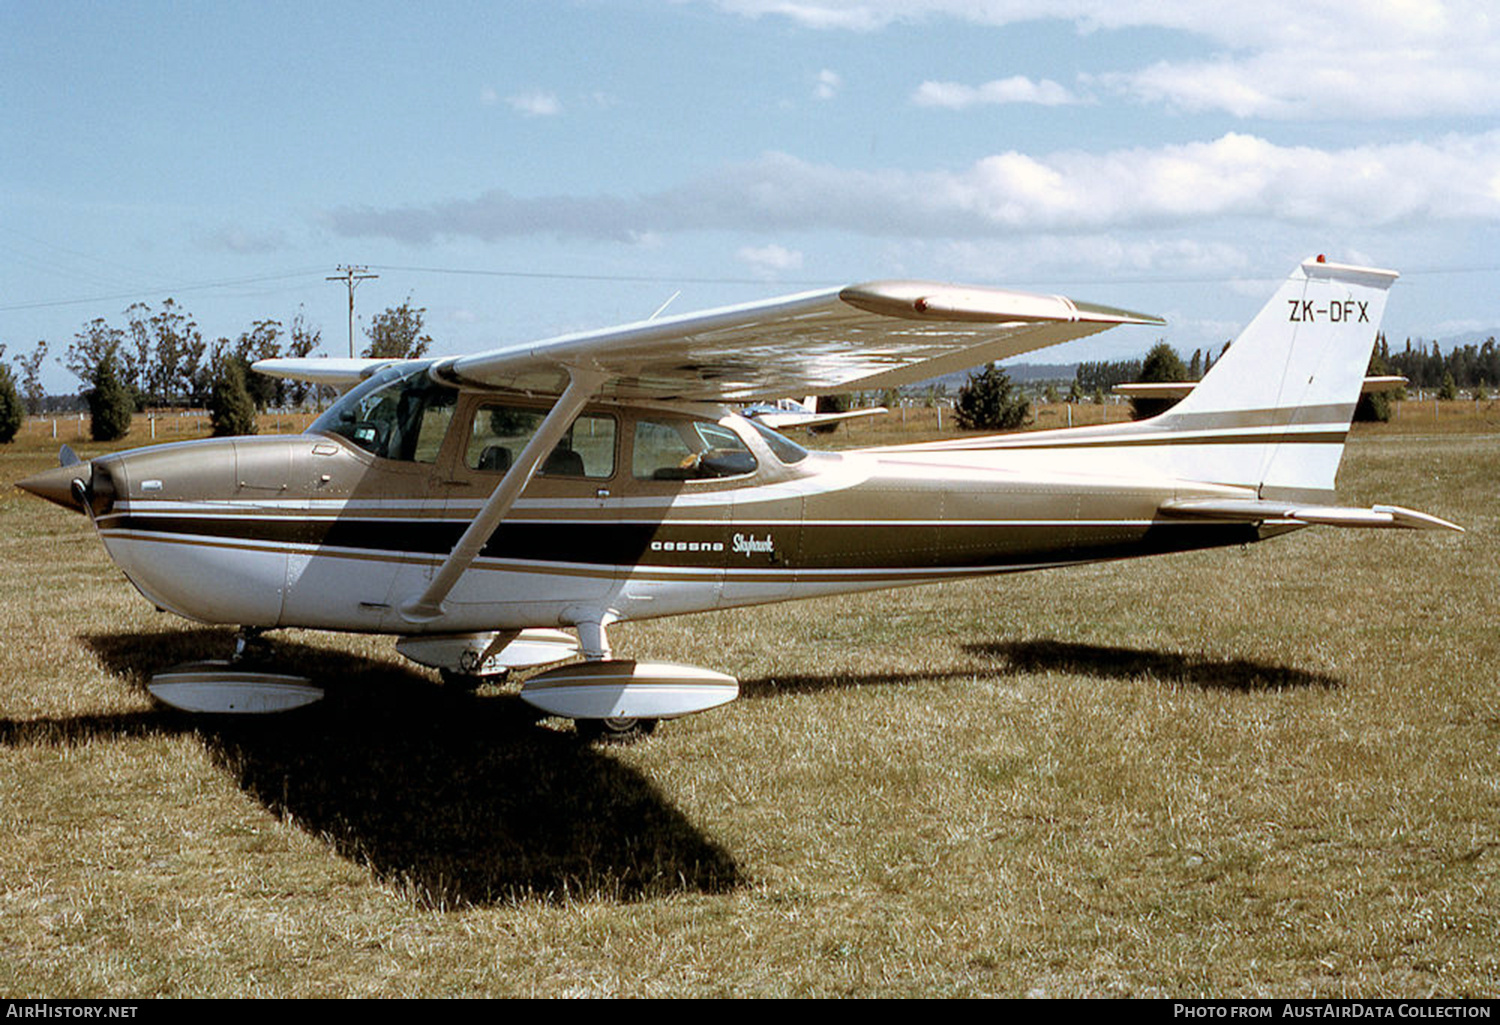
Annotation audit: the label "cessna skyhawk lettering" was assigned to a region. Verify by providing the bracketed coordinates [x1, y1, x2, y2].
[17, 257, 1459, 737]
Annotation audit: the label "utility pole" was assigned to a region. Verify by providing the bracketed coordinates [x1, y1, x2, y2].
[326, 265, 378, 357]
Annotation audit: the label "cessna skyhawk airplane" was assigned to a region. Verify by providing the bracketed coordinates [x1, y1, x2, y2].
[17, 256, 1459, 735]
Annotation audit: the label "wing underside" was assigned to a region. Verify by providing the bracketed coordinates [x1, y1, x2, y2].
[249, 281, 1157, 402]
[436, 282, 1159, 402]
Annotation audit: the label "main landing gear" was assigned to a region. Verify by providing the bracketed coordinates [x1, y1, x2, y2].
[574, 716, 660, 745]
[146, 627, 324, 714]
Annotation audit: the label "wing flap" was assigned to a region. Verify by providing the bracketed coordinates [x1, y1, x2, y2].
[1160, 498, 1462, 531]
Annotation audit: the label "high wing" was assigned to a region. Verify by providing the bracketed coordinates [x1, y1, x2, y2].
[438, 282, 1160, 401]
[255, 281, 1161, 401]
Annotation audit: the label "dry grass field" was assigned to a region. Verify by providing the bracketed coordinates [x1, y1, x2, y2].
[0, 404, 1496, 997]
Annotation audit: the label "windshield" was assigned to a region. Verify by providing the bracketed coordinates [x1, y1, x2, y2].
[310, 362, 457, 462]
[745, 418, 810, 464]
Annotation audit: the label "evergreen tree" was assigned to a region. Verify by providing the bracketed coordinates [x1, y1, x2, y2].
[1438, 371, 1458, 401]
[1129, 341, 1190, 420]
[0, 363, 22, 444]
[1355, 337, 1396, 422]
[88, 351, 133, 442]
[808, 393, 850, 435]
[362, 298, 433, 359]
[955, 363, 1030, 431]
[209, 357, 259, 437]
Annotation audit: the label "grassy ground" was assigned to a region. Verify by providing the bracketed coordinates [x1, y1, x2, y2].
[0, 409, 1495, 997]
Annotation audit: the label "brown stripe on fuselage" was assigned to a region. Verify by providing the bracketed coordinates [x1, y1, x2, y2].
[101, 510, 1261, 575]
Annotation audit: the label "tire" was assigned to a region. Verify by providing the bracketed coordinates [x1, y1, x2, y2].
[575, 717, 659, 744]
[439, 667, 509, 691]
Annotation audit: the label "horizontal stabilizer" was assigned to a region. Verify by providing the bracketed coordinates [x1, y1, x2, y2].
[1160, 498, 1462, 531]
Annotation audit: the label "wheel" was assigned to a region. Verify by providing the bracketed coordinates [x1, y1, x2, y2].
[575, 717, 659, 744]
[440, 667, 509, 690]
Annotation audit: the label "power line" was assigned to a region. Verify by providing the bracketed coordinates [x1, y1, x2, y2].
[0, 268, 329, 313]
[365, 263, 836, 287]
[326, 265, 378, 357]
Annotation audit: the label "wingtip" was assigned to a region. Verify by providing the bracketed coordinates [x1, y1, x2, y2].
[1374, 505, 1465, 532]
[1070, 299, 1166, 326]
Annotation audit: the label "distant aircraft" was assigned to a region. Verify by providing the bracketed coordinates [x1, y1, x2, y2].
[740, 396, 887, 431]
[18, 257, 1458, 736]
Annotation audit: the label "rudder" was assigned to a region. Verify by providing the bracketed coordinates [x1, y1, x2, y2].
[1156, 256, 1397, 501]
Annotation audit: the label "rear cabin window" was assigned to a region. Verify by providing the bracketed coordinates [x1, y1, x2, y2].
[632, 419, 758, 480]
[465, 404, 616, 479]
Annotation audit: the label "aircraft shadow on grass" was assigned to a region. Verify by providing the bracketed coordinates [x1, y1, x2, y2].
[964, 639, 1343, 692]
[1, 628, 743, 909]
[738, 638, 1340, 696]
[3, 629, 1334, 905]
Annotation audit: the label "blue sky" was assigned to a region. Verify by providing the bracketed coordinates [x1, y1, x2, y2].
[4, 0, 1499, 392]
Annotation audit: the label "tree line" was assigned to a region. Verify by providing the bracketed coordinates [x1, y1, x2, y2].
[0, 295, 435, 443]
[1377, 336, 1499, 393]
[953, 330, 1500, 431]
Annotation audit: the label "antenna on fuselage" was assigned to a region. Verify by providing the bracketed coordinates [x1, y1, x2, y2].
[648, 290, 682, 321]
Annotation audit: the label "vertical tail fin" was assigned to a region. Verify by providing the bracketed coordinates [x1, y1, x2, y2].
[1156, 257, 1397, 501]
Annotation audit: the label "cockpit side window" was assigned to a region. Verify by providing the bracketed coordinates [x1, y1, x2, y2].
[632, 418, 758, 480]
[311, 364, 457, 463]
[465, 403, 616, 479]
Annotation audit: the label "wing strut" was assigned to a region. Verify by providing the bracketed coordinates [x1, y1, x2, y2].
[399, 368, 605, 624]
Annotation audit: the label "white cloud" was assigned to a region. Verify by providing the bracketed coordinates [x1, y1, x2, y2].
[737, 243, 805, 274]
[913, 76, 1081, 108]
[814, 69, 842, 100]
[935, 236, 1250, 281]
[707, 1, 1500, 121]
[1103, 45, 1500, 120]
[506, 90, 563, 117]
[479, 87, 500, 106]
[704, 1, 1475, 44]
[326, 131, 1500, 243]
[710, 0, 897, 30]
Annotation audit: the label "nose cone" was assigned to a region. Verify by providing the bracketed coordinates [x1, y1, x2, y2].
[16, 463, 90, 514]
